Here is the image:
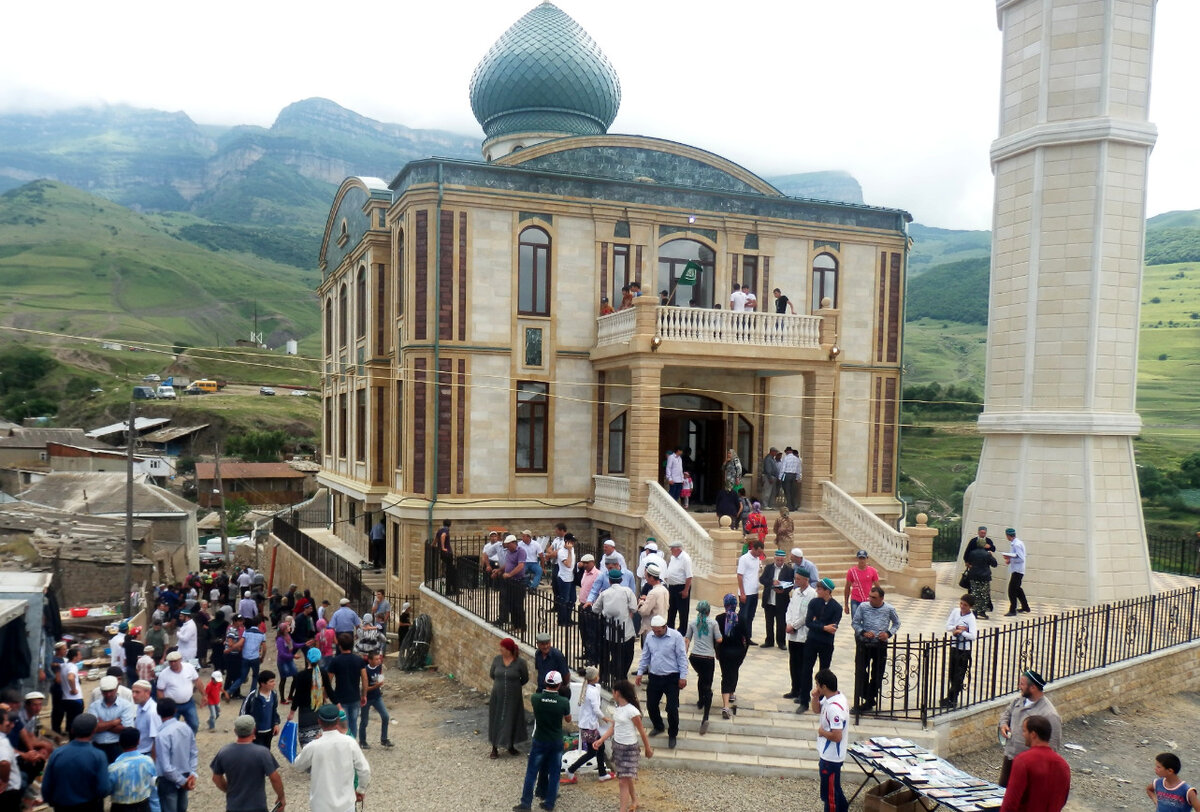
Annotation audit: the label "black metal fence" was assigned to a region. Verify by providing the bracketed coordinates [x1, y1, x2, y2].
[932, 520, 962, 562]
[1147, 533, 1200, 576]
[854, 585, 1200, 723]
[272, 515, 368, 612]
[289, 506, 332, 530]
[423, 539, 630, 690]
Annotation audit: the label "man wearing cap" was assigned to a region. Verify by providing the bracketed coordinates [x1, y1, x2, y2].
[998, 670, 1061, 787]
[1002, 529, 1031, 616]
[15, 692, 55, 765]
[533, 634, 569, 692]
[600, 539, 628, 573]
[636, 540, 666, 593]
[294, 705, 369, 812]
[844, 551, 881, 618]
[90, 667, 134, 707]
[210, 715, 284, 812]
[493, 535, 527, 631]
[157, 652, 201, 734]
[760, 447, 781, 509]
[635, 616, 688, 749]
[850, 586, 901, 713]
[329, 598, 361, 635]
[736, 540, 765, 646]
[238, 592, 258, 623]
[664, 540, 694, 633]
[799, 578, 843, 714]
[42, 714, 111, 812]
[789, 548, 820, 590]
[665, 447, 685, 503]
[131, 681, 160, 760]
[552, 533, 577, 626]
[154, 698, 197, 812]
[513, 672, 571, 812]
[137, 647, 158, 688]
[576, 553, 601, 664]
[89, 675, 136, 763]
[636, 564, 669, 639]
[592, 568, 639, 681]
[584, 557, 636, 604]
[175, 610, 198, 663]
[784, 567, 818, 707]
[760, 549, 794, 650]
[518, 530, 544, 591]
[480, 531, 505, 578]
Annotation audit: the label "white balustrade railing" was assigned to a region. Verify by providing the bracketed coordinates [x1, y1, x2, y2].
[656, 307, 822, 348]
[592, 475, 631, 513]
[819, 481, 909, 572]
[645, 480, 713, 576]
[595, 308, 637, 346]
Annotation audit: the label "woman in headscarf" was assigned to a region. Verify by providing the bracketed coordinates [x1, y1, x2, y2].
[487, 637, 529, 759]
[714, 593, 750, 719]
[354, 613, 385, 658]
[313, 617, 336, 667]
[723, 448, 743, 492]
[773, 506, 795, 548]
[684, 600, 722, 734]
[275, 615, 297, 701]
[743, 501, 768, 545]
[286, 646, 324, 747]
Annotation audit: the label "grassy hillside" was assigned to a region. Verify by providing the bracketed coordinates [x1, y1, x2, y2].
[0, 181, 320, 350]
[907, 223, 991, 277]
[904, 257, 990, 326]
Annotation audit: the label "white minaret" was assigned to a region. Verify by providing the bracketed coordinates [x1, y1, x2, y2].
[966, 0, 1158, 605]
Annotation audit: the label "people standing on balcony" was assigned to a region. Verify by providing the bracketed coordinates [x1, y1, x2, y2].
[553, 533, 577, 627]
[940, 594, 977, 709]
[784, 567, 817, 710]
[664, 541, 694, 633]
[1002, 529, 1031, 617]
[760, 447, 781, 509]
[773, 287, 796, 315]
[736, 540, 764, 646]
[634, 616, 688, 750]
[636, 564, 669, 641]
[714, 594, 750, 719]
[684, 600, 722, 735]
[965, 531, 998, 619]
[850, 586, 900, 714]
[665, 448, 685, 503]
[744, 289, 757, 310]
[492, 535, 527, 632]
[592, 570, 638, 683]
[487, 638, 528, 759]
[780, 447, 802, 511]
[518, 530, 544, 592]
[658, 290, 670, 306]
[729, 283, 747, 312]
[629, 281, 642, 297]
[844, 551, 881, 618]
[723, 449, 743, 493]
[599, 296, 613, 316]
[618, 285, 633, 310]
[760, 550, 794, 651]
[799, 578, 842, 715]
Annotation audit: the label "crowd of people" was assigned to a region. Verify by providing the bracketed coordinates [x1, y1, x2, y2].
[4, 566, 405, 812]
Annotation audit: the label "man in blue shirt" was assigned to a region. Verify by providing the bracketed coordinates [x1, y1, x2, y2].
[634, 615, 688, 749]
[227, 622, 266, 699]
[154, 699, 198, 812]
[584, 558, 636, 604]
[42, 714, 111, 812]
[109, 728, 156, 812]
[89, 675, 136, 763]
[329, 598, 361, 635]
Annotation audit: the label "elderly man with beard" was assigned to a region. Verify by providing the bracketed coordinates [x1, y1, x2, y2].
[998, 670, 1062, 787]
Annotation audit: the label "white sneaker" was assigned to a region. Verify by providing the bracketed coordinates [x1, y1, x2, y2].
[597, 773, 614, 782]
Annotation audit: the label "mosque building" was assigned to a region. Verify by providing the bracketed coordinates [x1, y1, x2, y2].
[316, 1, 914, 595]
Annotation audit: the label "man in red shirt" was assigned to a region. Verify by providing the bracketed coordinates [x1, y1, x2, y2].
[1001, 714, 1070, 811]
[844, 551, 880, 617]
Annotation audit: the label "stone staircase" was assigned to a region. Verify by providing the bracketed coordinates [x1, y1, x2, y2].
[687, 510, 893, 593]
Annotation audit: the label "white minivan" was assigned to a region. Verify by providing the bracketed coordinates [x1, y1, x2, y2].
[156, 385, 177, 399]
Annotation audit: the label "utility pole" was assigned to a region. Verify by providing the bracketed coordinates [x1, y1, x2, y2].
[215, 442, 230, 567]
[123, 401, 135, 618]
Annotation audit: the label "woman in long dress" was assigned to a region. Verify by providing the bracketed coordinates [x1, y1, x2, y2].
[773, 507, 795, 548]
[487, 637, 529, 758]
[714, 593, 751, 718]
[723, 448, 743, 491]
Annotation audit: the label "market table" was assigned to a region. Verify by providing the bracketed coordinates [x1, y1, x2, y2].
[848, 736, 1006, 811]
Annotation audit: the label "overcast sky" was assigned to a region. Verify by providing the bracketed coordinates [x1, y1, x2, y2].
[2, 1, 1195, 230]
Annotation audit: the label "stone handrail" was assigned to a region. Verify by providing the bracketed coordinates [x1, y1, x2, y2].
[645, 480, 713, 576]
[595, 307, 637, 346]
[592, 474, 631, 512]
[819, 480, 909, 572]
[656, 307, 822, 347]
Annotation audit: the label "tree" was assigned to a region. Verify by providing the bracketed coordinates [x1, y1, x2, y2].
[225, 429, 289, 462]
[225, 497, 250, 533]
[1179, 453, 1200, 489]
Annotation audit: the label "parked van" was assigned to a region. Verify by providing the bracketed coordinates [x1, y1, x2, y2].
[156, 385, 177, 399]
[132, 386, 157, 400]
[193, 379, 218, 393]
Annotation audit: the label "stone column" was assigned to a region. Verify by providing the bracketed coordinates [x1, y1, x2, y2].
[625, 358, 663, 516]
[692, 515, 744, 609]
[970, 0, 1157, 604]
[895, 514, 937, 598]
[802, 368, 836, 511]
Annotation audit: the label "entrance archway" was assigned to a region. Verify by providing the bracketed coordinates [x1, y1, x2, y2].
[659, 393, 751, 505]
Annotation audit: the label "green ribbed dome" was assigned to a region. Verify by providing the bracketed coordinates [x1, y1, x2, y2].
[470, 2, 621, 140]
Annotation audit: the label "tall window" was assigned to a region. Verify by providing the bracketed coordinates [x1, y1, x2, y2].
[518, 227, 551, 316]
[338, 393, 348, 457]
[737, 415, 753, 475]
[324, 396, 333, 455]
[395, 380, 404, 472]
[395, 228, 405, 317]
[611, 244, 629, 300]
[658, 239, 714, 307]
[338, 284, 348, 349]
[515, 381, 549, 472]
[813, 253, 838, 311]
[324, 298, 333, 357]
[607, 412, 627, 474]
[742, 256, 759, 309]
[356, 267, 366, 339]
[355, 389, 367, 462]
[375, 263, 387, 355]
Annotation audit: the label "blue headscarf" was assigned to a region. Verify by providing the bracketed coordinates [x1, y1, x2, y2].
[723, 593, 739, 638]
[695, 600, 711, 638]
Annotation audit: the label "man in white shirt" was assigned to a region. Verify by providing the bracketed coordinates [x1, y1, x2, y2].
[664, 448, 685, 503]
[480, 531, 505, 575]
[780, 447, 802, 511]
[784, 567, 819, 708]
[518, 530, 545, 591]
[729, 283, 747, 312]
[664, 541, 693, 632]
[1002, 528, 1030, 616]
[176, 608, 198, 662]
[294, 704, 371, 812]
[736, 540, 765, 645]
[744, 289, 757, 310]
[110, 623, 127, 673]
[636, 541, 666, 592]
[941, 594, 978, 708]
[600, 539, 627, 572]
[554, 533, 577, 626]
[156, 651, 200, 733]
[810, 668, 849, 812]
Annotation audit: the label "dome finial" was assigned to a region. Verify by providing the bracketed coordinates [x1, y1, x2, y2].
[469, 2, 621, 160]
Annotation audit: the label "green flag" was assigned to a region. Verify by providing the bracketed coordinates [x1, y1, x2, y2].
[679, 260, 701, 286]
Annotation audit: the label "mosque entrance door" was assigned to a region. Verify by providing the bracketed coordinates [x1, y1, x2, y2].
[659, 394, 726, 505]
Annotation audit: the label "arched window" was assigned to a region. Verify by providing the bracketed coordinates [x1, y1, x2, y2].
[518, 227, 551, 316]
[658, 239, 715, 307]
[338, 284, 348, 349]
[812, 253, 838, 312]
[324, 298, 333, 357]
[356, 267, 367, 339]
